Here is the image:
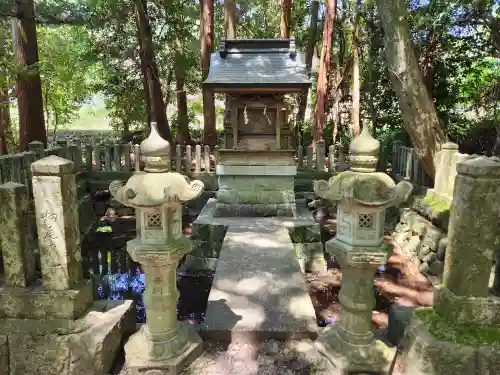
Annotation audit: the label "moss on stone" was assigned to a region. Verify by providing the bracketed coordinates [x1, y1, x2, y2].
[419, 195, 451, 213]
[415, 307, 500, 346]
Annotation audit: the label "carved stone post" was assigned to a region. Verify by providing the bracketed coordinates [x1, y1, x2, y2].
[313, 125, 413, 374]
[109, 122, 205, 375]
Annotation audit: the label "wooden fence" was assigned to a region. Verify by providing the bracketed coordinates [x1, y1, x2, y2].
[0, 138, 353, 188]
[392, 141, 477, 200]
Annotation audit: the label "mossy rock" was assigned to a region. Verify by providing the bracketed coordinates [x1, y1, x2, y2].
[415, 307, 500, 346]
[402, 308, 500, 375]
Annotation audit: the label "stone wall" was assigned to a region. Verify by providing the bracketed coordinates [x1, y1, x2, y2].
[390, 188, 451, 284]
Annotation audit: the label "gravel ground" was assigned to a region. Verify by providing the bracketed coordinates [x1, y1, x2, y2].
[115, 338, 406, 375]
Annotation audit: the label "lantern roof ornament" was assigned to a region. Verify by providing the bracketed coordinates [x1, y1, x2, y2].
[140, 121, 171, 173]
[313, 122, 413, 208]
[108, 122, 204, 208]
[349, 122, 380, 173]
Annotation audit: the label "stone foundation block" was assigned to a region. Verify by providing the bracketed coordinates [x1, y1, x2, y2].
[214, 203, 296, 217]
[190, 239, 225, 259]
[0, 335, 7, 375]
[0, 280, 93, 320]
[5, 300, 136, 375]
[433, 286, 500, 327]
[216, 189, 296, 205]
[190, 222, 228, 243]
[288, 224, 321, 243]
[403, 309, 500, 375]
[179, 254, 218, 273]
[125, 323, 204, 375]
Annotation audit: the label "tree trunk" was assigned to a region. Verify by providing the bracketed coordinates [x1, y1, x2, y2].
[280, 0, 292, 38]
[11, 0, 47, 151]
[0, 81, 10, 154]
[200, 0, 216, 147]
[134, 0, 172, 142]
[296, 0, 319, 143]
[175, 48, 191, 145]
[366, 3, 378, 134]
[313, 0, 337, 149]
[376, 0, 446, 178]
[136, 18, 152, 126]
[224, 0, 236, 39]
[351, 0, 361, 137]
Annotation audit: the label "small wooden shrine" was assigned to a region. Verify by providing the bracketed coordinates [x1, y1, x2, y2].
[203, 38, 311, 217]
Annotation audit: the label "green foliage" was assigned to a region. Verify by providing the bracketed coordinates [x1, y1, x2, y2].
[38, 25, 94, 132]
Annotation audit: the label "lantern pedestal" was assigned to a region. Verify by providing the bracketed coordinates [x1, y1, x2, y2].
[316, 238, 396, 374]
[125, 323, 203, 375]
[124, 238, 204, 375]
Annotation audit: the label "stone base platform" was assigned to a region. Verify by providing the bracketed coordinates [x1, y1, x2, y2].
[315, 325, 396, 375]
[0, 300, 135, 375]
[182, 198, 326, 274]
[402, 308, 500, 375]
[125, 322, 204, 375]
[198, 220, 319, 343]
[0, 279, 94, 320]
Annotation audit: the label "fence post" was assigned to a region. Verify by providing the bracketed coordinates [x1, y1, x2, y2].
[328, 144, 336, 173]
[28, 140, 45, 160]
[392, 140, 403, 179]
[204, 145, 211, 173]
[297, 145, 304, 169]
[306, 145, 314, 171]
[176, 144, 182, 173]
[316, 138, 325, 172]
[434, 142, 459, 196]
[195, 145, 202, 174]
[185, 145, 192, 174]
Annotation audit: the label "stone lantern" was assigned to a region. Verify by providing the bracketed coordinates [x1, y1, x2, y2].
[313, 125, 413, 374]
[109, 122, 205, 375]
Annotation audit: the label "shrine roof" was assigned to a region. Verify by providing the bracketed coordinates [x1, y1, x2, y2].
[203, 38, 312, 92]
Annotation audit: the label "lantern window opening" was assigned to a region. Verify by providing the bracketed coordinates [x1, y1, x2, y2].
[146, 213, 162, 230]
[358, 213, 374, 229]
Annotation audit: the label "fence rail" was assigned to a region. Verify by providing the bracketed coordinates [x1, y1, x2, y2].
[0, 138, 355, 188]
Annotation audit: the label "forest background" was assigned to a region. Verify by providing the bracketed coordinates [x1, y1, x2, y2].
[0, 0, 498, 179]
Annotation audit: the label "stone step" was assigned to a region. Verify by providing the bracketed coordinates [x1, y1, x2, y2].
[200, 221, 319, 343]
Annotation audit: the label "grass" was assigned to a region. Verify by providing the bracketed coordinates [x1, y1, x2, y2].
[416, 307, 500, 346]
[66, 107, 111, 131]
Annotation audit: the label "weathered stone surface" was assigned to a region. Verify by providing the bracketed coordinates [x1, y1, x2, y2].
[201, 222, 318, 342]
[476, 345, 500, 375]
[214, 202, 296, 217]
[125, 323, 203, 375]
[0, 279, 93, 320]
[403, 315, 477, 375]
[387, 305, 416, 345]
[32, 156, 84, 291]
[179, 254, 218, 273]
[217, 189, 295, 205]
[288, 223, 321, 243]
[433, 286, 500, 327]
[0, 335, 7, 375]
[190, 239, 225, 258]
[441, 156, 500, 298]
[5, 300, 135, 375]
[0, 182, 36, 288]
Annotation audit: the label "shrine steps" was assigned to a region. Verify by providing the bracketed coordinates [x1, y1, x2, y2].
[199, 219, 319, 343]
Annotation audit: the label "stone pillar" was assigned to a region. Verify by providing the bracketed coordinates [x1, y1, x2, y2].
[336, 265, 377, 345]
[0, 182, 36, 287]
[434, 156, 500, 325]
[31, 155, 84, 290]
[433, 142, 458, 197]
